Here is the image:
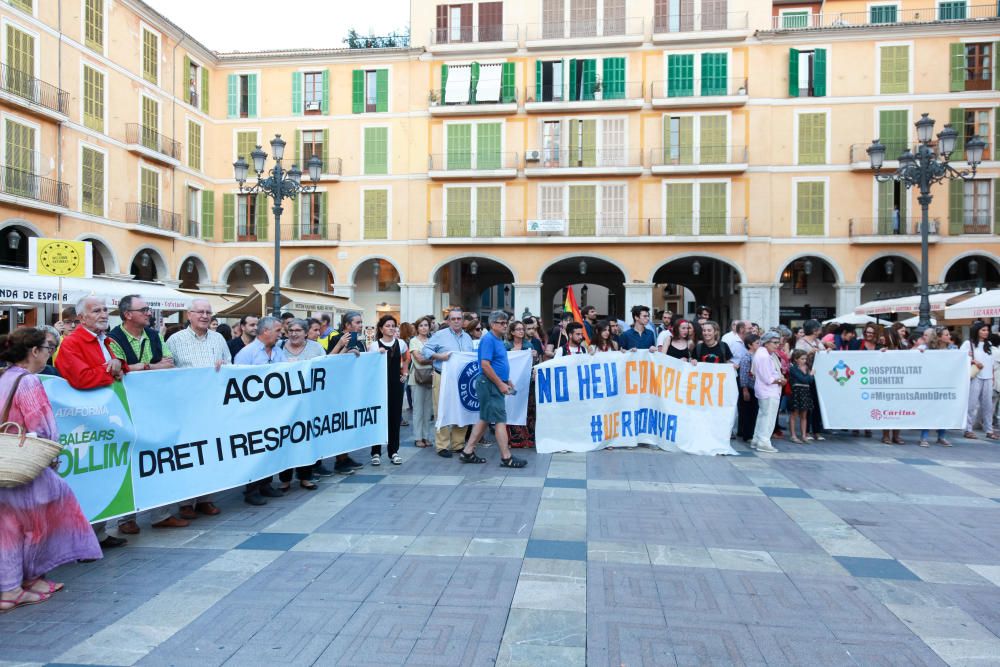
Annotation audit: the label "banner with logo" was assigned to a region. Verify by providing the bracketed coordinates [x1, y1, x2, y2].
[813, 350, 968, 429]
[534, 351, 738, 455]
[42, 354, 388, 522]
[435, 351, 532, 427]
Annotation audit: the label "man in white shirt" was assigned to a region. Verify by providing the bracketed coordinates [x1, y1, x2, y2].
[555, 322, 588, 356]
[722, 320, 749, 366]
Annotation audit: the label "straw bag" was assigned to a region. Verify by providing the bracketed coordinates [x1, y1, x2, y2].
[0, 373, 64, 488]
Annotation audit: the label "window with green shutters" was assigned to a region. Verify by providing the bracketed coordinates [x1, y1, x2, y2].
[878, 109, 909, 159]
[665, 183, 693, 235]
[796, 181, 825, 235]
[141, 96, 158, 150]
[292, 70, 329, 115]
[80, 146, 104, 216]
[446, 187, 472, 236]
[476, 122, 501, 169]
[363, 189, 389, 239]
[500, 62, 516, 103]
[476, 186, 502, 237]
[201, 191, 214, 240]
[879, 45, 908, 94]
[699, 115, 727, 164]
[788, 48, 827, 97]
[364, 127, 389, 175]
[939, 1, 967, 20]
[797, 113, 826, 165]
[877, 180, 908, 234]
[255, 192, 268, 240]
[869, 4, 897, 24]
[82, 65, 104, 132]
[223, 193, 235, 241]
[236, 131, 257, 162]
[9, 0, 31, 12]
[352, 69, 389, 113]
[296, 191, 327, 239]
[446, 124, 471, 170]
[781, 11, 809, 28]
[4, 119, 34, 197]
[84, 0, 103, 52]
[141, 28, 158, 85]
[187, 121, 201, 171]
[568, 119, 597, 167]
[568, 58, 597, 101]
[140, 167, 158, 214]
[667, 54, 694, 97]
[201, 67, 210, 113]
[602, 57, 625, 99]
[227, 74, 257, 118]
[568, 185, 596, 236]
[699, 183, 727, 234]
[663, 115, 694, 165]
[700, 53, 727, 96]
[5, 25, 34, 99]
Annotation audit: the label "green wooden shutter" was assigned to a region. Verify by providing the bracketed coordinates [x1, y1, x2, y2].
[995, 109, 1000, 158]
[292, 72, 303, 115]
[469, 62, 480, 104]
[364, 127, 389, 174]
[201, 191, 214, 240]
[535, 60, 542, 100]
[796, 182, 825, 235]
[447, 124, 472, 169]
[568, 185, 596, 235]
[352, 70, 364, 113]
[441, 64, 449, 101]
[201, 67, 209, 113]
[699, 183, 726, 234]
[876, 180, 895, 234]
[813, 48, 827, 96]
[788, 49, 799, 97]
[678, 116, 693, 165]
[665, 183, 693, 235]
[256, 192, 268, 240]
[949, 43, 966, 91]
[879, 110, 908, 159]
[994, 178, 1000, 234]
[227, 74, 237, 118]
[447, 187, 472, 236]
[880, 45, 908, 94]
[662, 116, 670, 163]
[223, 193, 235, 241]
[476, 187, 501, 237]
[569, 59, 578, 100]
[581, 119, 596, 167]
[995, 42, 1000, 90]
[948, 178, 964, 234]
[320, 192, 328, 238]
[602, 57, 625, 99]
[364, 189, 388, 239]
[700, 53, 728, 96]
[583, 59, 596, 100]
[950, 108, 965, 155]
[322, 128, 330, 165]
[183, 55, 191, 97]
[501, 62, 515, 103]
[667, 54, 694, 97]
[321, 69, 330, 114]
[375, 69, 388, 111]
[798, 113, 826, 165]
[292, 195, 300, 240]
[294, 129, 301, 166]
[247, 74, 258, 117]
[476, 122, 501, 169]
[700, 115, 726, 164]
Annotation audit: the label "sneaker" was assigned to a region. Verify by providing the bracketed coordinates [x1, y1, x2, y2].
[437, 449, 453, 458]
[371, 454, 381, 466]
[333, 461, 356, 475]
[313, 463, 335, 477]
[937, 438, 952, 447]
[343, 456, 365, 470]
[391, 453, 402, 465]
[243, 492, 266, 506]
[755, 444, 779, 453]
[919, 440, 930, 447]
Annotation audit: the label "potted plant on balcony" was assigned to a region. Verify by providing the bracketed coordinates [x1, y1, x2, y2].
[593, 76, 603, 101]
[428, 89, 440, 106]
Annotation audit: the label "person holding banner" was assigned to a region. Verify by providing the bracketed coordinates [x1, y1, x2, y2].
[751, 331, 785, 453]
[459, 311, 527, 469]
[276, 319, 325, 490]
[408, 317, 435, 448]
[423, 307, 475, 458]
[961, 321, 999, 441]
[619, 305, 657, 352]
[590, 320, 620, 353]
[368, 315, 408, 466]
[0, 328, 102, 613]
[555, 322, 587, 357]
[664, 320, 694, 360]
[506, 319, 537, 449]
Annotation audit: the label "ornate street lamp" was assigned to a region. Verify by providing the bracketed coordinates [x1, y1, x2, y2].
[867, 113, 986, 330]
[234, 134, 322, 316]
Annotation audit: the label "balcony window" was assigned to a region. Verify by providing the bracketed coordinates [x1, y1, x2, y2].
[299, 191, 326, 239]
[788, 48, 827, 97]
[302, 130, 325, 169]
[538, 60, 564, 101]
[954, 43, 993, 91]
[963, 180, 991, 233]
[4, 119, 36, 198]
[446, 186, 502, 237]
[187, 187, 199, 237]
[80, 146, 104, 216]
[964, 109, 992, 161]
[542, 0, 565, 38]
[479, 2, 504, 41]
[187, 60, 200, 107]
[877, 180, 908, 234]
[304, 72, 322, 113]
[939, 1, 968, 20]
[141, 96, 158, 150]
[139, 167, 159, 224]
[869, 4, 898, 24]
[237, 194, 258, 241]
[5, 25, 34, 100]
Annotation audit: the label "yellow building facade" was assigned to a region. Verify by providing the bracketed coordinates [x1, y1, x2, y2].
[0, 0, 997, 329]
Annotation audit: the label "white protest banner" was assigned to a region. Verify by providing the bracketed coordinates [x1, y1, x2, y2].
[42, 354, 388, 521]
[813, 350, 968, 429]
[534, 351, 738, 455]
[436, 351, 532, 427]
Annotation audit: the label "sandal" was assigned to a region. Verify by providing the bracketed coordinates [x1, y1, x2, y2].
[937, 438, 952, 447]
[299, 480, 318, 490]
[789, 436, 803, 444]
[893, 437, 905, 445]
[391, 453, 402, 465]
[23, 579, 63, 595]
[500, 456, 527, 469]
[458, 451, 487, 464]
[964, 431, 978, 439]
[986, 433, 1000, 441]
[415, 440, 430, 448]
[882, 436, 892, 444]
[0, 588, 50, 614]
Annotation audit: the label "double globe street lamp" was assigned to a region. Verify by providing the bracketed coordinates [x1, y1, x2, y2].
[234, 135, 323, 317]
[866, 113, 986, 330]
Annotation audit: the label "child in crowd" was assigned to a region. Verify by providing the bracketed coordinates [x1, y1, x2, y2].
[788, 349, 815, 444]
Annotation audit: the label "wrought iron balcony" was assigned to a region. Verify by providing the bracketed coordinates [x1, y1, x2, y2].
[653, 11, 749, 34]
[279, 221, 341, 242]
[428, 151, 519, 174]
[849, 217, 941, 238]
[0, 62, 69, 116]
[654, 217, 748, 237]
[126, 202, 180, 233]
[430, 23, 518, 45]
[125, 123, 181, 161]
[526, 16, 644, 41]
[0, 165, 69, 208]
[650, 145, 748, 172]
[523, 148, 643, 173]
[425, 217, 748, 240]
[427, 219, 521, 240]
[650, 77, 748, 100]
[849, 142, 940, 168]
[770, 3, 997, 30]
[429, 87, 518, 109]
[526, 80, 644, 105]
[185, 219, 198, 238]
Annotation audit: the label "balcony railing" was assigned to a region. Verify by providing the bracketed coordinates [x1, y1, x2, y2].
[526, 80, 643, 103]
[770, 4, 997, 30]
[429, 151, 519, 172]
[653, 11, 748, 33]
[0, 62, 69, 115]
[431, 23, 518, 45]
[849, 217, 941, 236]
[185, 219, 198, 238]
[849, 142, 937, 164]
[125, 123, 181, 160]
[279, 222, 341, 242]
[957, 214, 993, 235]
[650, 77, 747, 98]
[426, 217, 748, 239]
[316, 157, 342, 175]
[524, 148, 643, 169]
[0, 165, 68, 207]
[126, 202, 180, 233]
[429, 87, 518, 107]
[656, 217, 747, 236]
[427, 219, 521, 239]
[527, 16, 645, 40]
[650, 145, 748, 167]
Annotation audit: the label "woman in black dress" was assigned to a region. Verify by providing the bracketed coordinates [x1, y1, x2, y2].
[369, 314, 409, 466]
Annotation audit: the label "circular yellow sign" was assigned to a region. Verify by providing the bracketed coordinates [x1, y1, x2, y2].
[38, 241, 83, 277]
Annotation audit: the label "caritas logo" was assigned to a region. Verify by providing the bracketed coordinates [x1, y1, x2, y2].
[870, 409, 883, 421]
[870, 408, 916, 421]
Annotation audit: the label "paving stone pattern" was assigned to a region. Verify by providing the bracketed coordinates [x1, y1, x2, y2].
[2, 424, 1000, 666]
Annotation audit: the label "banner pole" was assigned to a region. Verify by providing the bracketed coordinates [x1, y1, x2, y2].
[58, 276, 63, 328]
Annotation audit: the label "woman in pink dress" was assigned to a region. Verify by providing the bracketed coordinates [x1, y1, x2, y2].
[0, 328, 101, 613]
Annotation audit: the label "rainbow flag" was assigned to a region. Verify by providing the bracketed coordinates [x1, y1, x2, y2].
[563, 285, 590, 344]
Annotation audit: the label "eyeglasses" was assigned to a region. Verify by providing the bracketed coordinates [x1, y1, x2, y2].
[127, 307, 152, 313]
[287, 328, 305, 334]
[38, 344, 56, 352]
[190, 310, 213, 316]
[494, 322, 507, 326]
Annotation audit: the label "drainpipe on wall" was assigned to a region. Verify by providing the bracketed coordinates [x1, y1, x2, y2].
[56, 0, 63, 234]
[172, 35, 187, 251]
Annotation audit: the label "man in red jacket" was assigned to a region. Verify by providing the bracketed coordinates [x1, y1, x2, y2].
[55, 295, 129, 550]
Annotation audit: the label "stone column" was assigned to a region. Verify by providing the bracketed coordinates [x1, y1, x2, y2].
[196, 281, 230, 293]
[739, 283, 780, 326]
[835, 283, 863, 318]
[332, 283, 355, 301]
[624, 283, 654, 320]
[400, 283, 435, 321]
[513, 283, 542, 320]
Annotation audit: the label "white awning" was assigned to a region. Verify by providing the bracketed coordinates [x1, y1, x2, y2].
[944, 289, 1000, 320]
[899, 315, 937, 327]
[475, 63, 503, 102]
[822, 313, 878, 326]
[854, 290, 971, 316]
[444, 65, 471, 104]
[0, 267, 192, 310]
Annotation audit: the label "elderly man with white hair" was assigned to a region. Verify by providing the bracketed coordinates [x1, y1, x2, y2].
[54, 295, 129, 551]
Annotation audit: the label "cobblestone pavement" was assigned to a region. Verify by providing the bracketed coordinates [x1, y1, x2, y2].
[3, 420, 1000, 666]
